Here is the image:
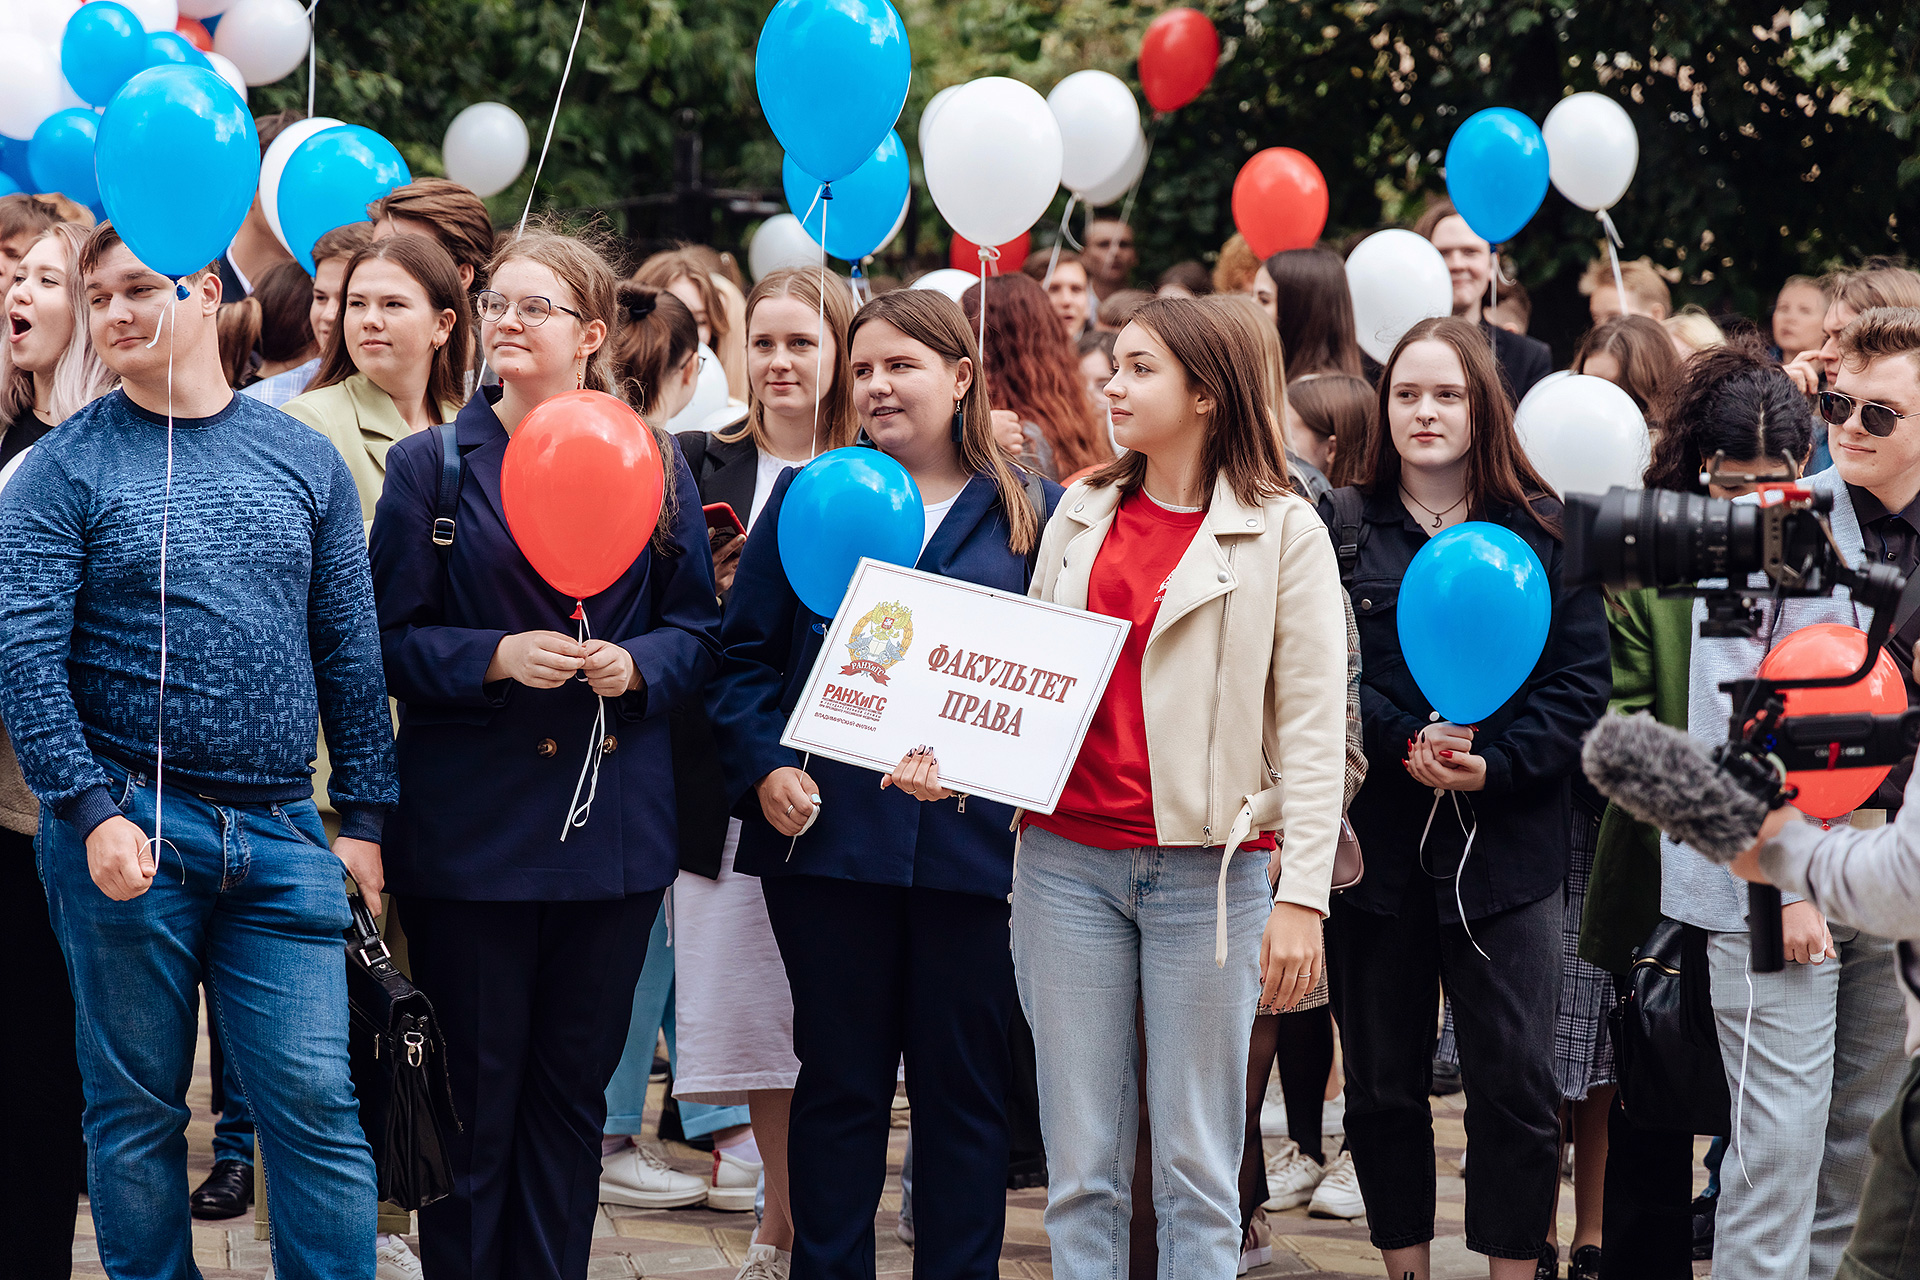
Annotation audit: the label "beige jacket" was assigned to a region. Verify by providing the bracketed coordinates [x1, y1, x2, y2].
[1030, 476, 1350, 940]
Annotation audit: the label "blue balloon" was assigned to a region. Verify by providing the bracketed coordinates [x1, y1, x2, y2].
[146, 31, 212, 70]
[0, 136, 34, 191]
[1444, 107, 1550, 246]
[277, 125, 411, 274]
[29, 109, 101, 207]
[756, 0, 910, 184]
[782, 131, 909, 262]
[0, 173, 19, 199]
[1396, 521, 1551, 724]
[777, 448, 925, 617]
[62, 2, 150, 109]
[96, 65, 259, 278]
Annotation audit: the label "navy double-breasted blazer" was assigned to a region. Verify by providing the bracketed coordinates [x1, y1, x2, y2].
[708, 466, 1062, 900]
[367, 389, 722, 901]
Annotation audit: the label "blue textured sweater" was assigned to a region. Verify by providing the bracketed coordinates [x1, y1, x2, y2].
[0, 390, 398, 841]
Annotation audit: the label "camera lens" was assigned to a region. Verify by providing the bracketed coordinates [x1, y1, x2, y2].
[1565, 487, 1761, 589]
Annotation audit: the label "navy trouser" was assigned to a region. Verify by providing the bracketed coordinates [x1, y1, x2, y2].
[762, 874, 1016, 1280]
[404, 890, 665, 1280]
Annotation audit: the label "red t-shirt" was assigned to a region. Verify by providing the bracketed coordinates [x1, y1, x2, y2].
[1030, 490, 1274, 852]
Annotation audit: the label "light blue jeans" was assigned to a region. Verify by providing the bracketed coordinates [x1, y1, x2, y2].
[40, 760, 375, 1280]
[1011, 825, 1267, 1280]
[605, 900, 750, 1140]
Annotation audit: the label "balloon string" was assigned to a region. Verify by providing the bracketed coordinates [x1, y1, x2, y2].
[143, 293, 183, 884]
[305, 0, 321, 118]
[1043, 193, 1078, 289]
[518, 0, 590, 238]
[1486, 245, 1499, 365]
[560, 602, 607, 842]
[1599, 210, 1629, 316]
[976, 243, 1000, 368]
[1119, 114, 1160, 227]
[811, 184, 829, 461]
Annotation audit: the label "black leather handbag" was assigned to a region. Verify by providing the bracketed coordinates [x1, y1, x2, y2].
[344, 891, 462, 1209]
[1609, 919, 1731, 1136]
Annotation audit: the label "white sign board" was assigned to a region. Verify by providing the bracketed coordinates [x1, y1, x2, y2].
[780, 558, 1130, 813]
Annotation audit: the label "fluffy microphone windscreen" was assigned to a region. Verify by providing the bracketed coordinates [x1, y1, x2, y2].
[1581, 713, 1769, 864]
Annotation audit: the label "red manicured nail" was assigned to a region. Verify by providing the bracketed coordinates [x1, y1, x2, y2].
[1440, 750, 1454, 758]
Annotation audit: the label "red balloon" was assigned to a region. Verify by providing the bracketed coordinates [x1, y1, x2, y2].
[949, 231, 1031, 275]
[1756, 623, 1908, 819]
[176, 16, 213, 51]
[1138, 8, 1220, 114]
[1231, 148, 1329, 258]
[500, 390, 665, 607]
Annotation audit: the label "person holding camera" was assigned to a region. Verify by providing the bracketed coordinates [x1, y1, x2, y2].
[1319, 316, 1611, 1280]
[1674, 308, 1920, 1280]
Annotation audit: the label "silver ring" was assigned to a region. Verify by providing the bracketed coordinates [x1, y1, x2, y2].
[785, 803, 794, 815]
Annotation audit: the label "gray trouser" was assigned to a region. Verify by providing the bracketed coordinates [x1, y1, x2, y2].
[1709, 927, 1909, 1280]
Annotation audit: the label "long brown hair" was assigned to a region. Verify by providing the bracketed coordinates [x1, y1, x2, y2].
[718, 266, 858, 453]
[308, 233, 471, 415]
[1266, 248, 1365, 378]
[216, 297, 260, 388]
[1085, 296, 1293, 507]
[1361, 316, 1560, 537]
[1292, 373, 1377, 489]
[961, 272, 1109, 474]
[1572, 314, 1680, 418]
[0, 223, 112, 420]
[611, 283, 698, 418]
[847, 288, 1042, 556]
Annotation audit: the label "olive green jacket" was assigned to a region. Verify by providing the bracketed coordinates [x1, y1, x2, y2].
[1578, 588, 1695, 973]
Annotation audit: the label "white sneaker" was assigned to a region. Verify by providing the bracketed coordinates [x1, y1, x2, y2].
[599, 1142, 708, 1208]
[1259, 1076, 1287, 1138]
[375, 1235, 423, 1280]
[1263, 1138, 1327, 1211]
[1307, 1149, 1365, 1220]
[1321, 1091, 1346, 1137]
[708, 1147, 763, 1212]
[735, 1241, 791, 1280]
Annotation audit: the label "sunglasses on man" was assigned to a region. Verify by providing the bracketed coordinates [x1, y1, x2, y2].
[1817, 388, 1917, 439]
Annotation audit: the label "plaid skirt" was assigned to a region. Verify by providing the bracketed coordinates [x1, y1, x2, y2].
[1434, 805, 1614, 1099]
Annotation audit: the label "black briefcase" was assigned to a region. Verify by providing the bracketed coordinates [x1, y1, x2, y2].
[344, 890, 462, 1209]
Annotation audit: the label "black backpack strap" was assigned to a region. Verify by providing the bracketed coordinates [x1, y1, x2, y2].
[431, 421, 461, 550]
[1326, 486, 1366, 588]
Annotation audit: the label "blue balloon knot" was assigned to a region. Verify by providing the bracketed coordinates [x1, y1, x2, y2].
[820, 182, 833, 200]
[174, 282, 190, 301]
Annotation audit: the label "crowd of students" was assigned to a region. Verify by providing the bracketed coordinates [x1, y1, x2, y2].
[3, 103, 1920, 1280]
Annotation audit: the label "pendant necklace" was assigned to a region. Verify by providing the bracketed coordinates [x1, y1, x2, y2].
[1400, 485, 1467, 530]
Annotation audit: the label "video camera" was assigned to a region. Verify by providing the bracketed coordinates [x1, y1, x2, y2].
[1564, 456, 1920, 971]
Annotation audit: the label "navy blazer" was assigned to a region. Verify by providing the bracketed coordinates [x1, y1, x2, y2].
[708, 466, 1062, 900]
[368, 389, 722, 901]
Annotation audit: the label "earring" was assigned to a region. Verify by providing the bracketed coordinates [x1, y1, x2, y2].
[576, 358, 585, 390]
[950, 400, 965, 444]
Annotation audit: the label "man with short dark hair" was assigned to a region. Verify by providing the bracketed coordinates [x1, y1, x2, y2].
[1082, 216, 1136, 298]
[0, 223, 396, 1278]
[368, 176, 497, 295]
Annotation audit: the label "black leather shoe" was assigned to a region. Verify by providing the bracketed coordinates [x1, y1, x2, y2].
[1006, 1152, 1047, 1190]
[1534, 1242, 1559, 1280]
[1691, 1192, 1717, 1261]
[1430, 1058, 1464, 1096]
[1568, 1244, 1602, 1280]
[189, 1160, 253, 1220]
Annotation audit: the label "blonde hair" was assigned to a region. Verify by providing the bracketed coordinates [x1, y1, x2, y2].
[1664, 305, 1726, 354]
[719, 267, 858, 453]
[1579, 256, 1674, 316]
[1, 223, 115, 421]
[1212, 232, 1260, 295]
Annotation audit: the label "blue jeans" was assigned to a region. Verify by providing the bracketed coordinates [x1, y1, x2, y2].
[604, 900, 750, 1140]
[206, 996, 256, 1165]
[1011, 826, 1266, 1280]
[39, 761, 376, 1280]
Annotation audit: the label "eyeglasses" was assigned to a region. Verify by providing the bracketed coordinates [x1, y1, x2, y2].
[1817, 388, 1916, 439]
[473, 290, 584, 327]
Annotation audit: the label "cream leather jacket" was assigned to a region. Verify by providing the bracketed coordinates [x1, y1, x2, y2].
[1029, 475, 1350, 937]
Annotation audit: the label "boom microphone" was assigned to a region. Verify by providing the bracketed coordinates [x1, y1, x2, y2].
[1580, 713, 1769, 864]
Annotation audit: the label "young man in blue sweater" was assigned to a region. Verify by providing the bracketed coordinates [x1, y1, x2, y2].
[0, 223, 398, 1280]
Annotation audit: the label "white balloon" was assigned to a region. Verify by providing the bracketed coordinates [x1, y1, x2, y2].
[0, 0, 79, 46]
[1078, 127, 1146, 208]
[665, 343, 732, 434]
[1345, 230, 1453, 364]
[261, 115, 344, 254]
[117, 0, 179, 36]
[924, 77, 1062, 248]
[0, 38, 83, 141]
[908, 268, 978, 302]
[1514, 373, 1650, 498]
[917, 84, 962, 159]
[442, 102, 529, 198]
[213, 0, 310, 86]
[206, 51, 247, 100]
[178, 0, 235, 16]
[1542, 92, 1638, 213]
[1048, 70, 1142, 197]
[748, 213, 822, 281]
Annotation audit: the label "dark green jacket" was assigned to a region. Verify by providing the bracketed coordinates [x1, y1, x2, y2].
[1578, 589, 1695, 973]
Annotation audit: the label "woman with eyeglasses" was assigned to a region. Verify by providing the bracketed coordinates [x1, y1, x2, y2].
[366, 224, 722, 1280]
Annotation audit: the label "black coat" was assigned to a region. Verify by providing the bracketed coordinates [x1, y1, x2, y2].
[1486, 320, 1554, 405]
[1318, 486, 1610, 922]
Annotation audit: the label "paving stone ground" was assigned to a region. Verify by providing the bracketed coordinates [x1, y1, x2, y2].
[65, 1012, 1715, 1278]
